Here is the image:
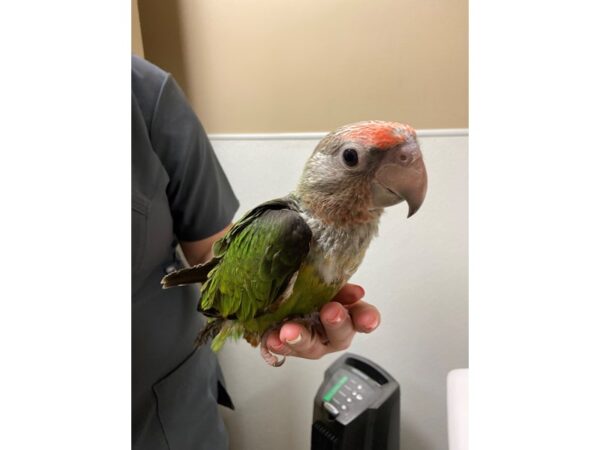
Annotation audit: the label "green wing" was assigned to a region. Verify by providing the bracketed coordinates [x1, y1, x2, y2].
[200, 198, 312, 322]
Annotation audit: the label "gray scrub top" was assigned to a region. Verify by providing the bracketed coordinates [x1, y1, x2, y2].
[132, 55, 239, 450]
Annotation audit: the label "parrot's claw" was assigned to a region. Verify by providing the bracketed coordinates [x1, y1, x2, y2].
[260, 333, 286, 367]
[307, 312, 329, 345]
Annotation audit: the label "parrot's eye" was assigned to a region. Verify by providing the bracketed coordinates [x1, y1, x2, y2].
[342, 148, 359, 167]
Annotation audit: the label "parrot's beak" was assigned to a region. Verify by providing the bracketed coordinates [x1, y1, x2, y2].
[371, 143, 428, 217]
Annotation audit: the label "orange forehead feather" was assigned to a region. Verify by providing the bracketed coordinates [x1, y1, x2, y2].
[343, 122, 416, 150]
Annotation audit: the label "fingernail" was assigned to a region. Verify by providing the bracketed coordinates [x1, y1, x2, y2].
[365, 315, 380, 331]
[329, 311, 343, 324]
[286, 333, 302, 345]
[357, 285, 365, 298]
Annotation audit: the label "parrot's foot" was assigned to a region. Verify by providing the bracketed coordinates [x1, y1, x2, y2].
[260, 333, 286, 367]
[195, 318, 224, 348]
[306, 311, 329, 345]
[289, 312, 329, 345]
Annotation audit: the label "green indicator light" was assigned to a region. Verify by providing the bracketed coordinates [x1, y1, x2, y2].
[323, 375, 349, 402]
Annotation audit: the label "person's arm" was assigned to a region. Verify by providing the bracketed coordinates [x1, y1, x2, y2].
[180, 225, 231, 266]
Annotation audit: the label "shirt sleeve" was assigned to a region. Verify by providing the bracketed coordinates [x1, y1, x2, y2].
[149, 74, 239, 241]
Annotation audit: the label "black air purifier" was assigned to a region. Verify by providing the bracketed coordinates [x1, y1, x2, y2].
[311, 353, 400, 450]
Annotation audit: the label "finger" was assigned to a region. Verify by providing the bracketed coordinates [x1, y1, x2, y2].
[266, 329, 292, 356]
[320, 301, 355, 350]
[279, 322, 328, 359]
[347, 300, 381, 334]
[331, 283, 365, 306]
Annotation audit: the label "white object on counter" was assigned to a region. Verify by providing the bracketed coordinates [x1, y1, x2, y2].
[447, 368, 468, 450]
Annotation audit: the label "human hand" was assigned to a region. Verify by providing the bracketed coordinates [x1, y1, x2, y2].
[264, 284, 380, 360]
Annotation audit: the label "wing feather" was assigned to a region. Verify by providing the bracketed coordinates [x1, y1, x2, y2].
[199, 198, 311, 322]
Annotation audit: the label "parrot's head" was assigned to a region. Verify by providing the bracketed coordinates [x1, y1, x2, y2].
[297, 121, 427, 225]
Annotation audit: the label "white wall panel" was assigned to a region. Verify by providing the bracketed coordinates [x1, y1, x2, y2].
[211, 131, 468, 450]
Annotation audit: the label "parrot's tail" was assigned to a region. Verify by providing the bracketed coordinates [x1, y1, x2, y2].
[161, 259, 218, 288]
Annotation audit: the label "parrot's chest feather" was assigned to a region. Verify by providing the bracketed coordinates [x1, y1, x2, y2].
[301, 213, 379, 285]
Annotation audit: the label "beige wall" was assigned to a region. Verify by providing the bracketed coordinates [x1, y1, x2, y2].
[132, 0, 144, 57]
[138, 0, 467, 134]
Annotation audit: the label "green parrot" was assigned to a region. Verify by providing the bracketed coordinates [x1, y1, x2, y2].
[161, 121, 427, 366]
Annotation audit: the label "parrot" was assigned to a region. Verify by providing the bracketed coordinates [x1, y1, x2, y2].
[161, 121, 427, 366]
